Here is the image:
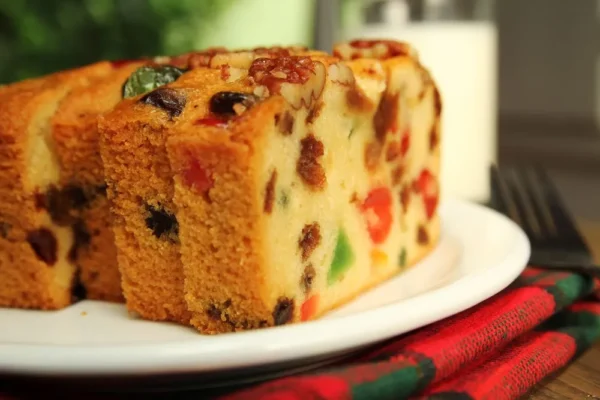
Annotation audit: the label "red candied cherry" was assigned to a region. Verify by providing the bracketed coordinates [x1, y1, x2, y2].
[360, 187, 393, 244]
[182, 158, 213, 195]
[301, 294, 319, 321]
[400, 129, 410, 156]
[194, 116, 228, 128]
[416, 169, 439, 220]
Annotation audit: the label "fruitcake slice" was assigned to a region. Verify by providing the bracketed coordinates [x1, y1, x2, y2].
[165, 40, 442, 334]
[0, 62, 117, 309]
[98, 47, 317, 323]
[49, 54, 199, 303]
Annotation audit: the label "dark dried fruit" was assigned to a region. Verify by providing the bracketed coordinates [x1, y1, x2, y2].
[68, 219, 91, 262]
[299, 223, 321, 261]
[386, 141, 402, 162]
[207, 304, 222, 320]
[364, 141, 383, 172]
[140, 87, 186, 118]
[434, 88, 442, 116]
[71, 269, 87, 302]
[273, 297, 294, 326]
[373, 92, 400, 141]
[346, 86, 372, 112]
[297, 134, 326, 190]
[37, 184, 105, 227]
[417, 225, 429, 245]
[264, 170, 277, 214]
[145, 205, 179, 242]
[400, 186, 411, 212]
[0, 222, 10, 238]
[209, 91, 258, 117]
[122, 65, 186, 98]
[276, 111, 294, 135]
[27, 228, 58, 266]
[429, 125, 439, 151]
[301, 264, 316, 293]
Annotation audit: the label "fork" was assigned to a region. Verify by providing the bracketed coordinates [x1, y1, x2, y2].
[490, 165, 600, 278]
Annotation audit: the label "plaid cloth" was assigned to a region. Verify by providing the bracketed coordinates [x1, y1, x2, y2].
[220, 267, 600, 400]
[1, 267, 599, 400]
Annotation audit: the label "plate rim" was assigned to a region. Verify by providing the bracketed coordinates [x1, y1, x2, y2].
[0, 198, 530, 376]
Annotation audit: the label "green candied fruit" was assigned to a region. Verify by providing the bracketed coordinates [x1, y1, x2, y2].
[327, 228, 355, 285]
[122, 65, 186, 98]
[398, 247, 407, 268]
[278, 189, 290, 208]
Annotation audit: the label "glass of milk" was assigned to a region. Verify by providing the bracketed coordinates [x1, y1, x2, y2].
[341, 0, 497, 204]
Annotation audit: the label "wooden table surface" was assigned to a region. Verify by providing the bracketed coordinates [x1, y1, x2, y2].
[529, 221, 600, 399]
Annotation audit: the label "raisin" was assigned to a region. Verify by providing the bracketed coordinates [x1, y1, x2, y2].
[400, 186, 411, 212]
[27, 228, 58, 266]
[306, 101, 323, 125]
[140, 87, 186, 118]
[273, 297, 294, 326]
[68, 219, 91, 262]
[373, 92, 400, 141]
[346, 86, 372, 112]
[45, 186, 76, 226]
[429, 125, 439, 151]
[71, 269, 87, 302]
[297, 134, 326, 190]
[301, 264, 316, 293]
[417, 225, 429, 245]
[206, 304, 222, 320]
[63, 185, 88, 210]
[364, 141, 383, 172]
[276, 111, 294, 135]
[122, 65, 186, 98]
[0, 222, 10, 238]
[264, 170, 277, 214]
[145, 205, 179, 242]
[299, 223, 321, 261]
[386, 141, 402, 162]
[392, 165, 405, 186]
[434, 88, 442, 116]
[209, 91, 258, 117]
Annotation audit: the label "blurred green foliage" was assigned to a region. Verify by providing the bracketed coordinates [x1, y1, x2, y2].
[0, 0, 234, 84]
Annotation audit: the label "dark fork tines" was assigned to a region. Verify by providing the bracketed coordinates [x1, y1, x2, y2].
[491, 165, 600, 276]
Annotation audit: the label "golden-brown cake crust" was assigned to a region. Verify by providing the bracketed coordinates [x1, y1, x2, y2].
[0, 62, 115, 309]
[51, 62, 146, 302]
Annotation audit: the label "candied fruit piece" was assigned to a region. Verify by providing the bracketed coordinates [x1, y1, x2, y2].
[122, 65, 186, 98]
[327, 228, 355, 285]
[273, 297, 294, 326]
[301, 294, 319, 321]
[145, 205, 179, 242]
[27, 228, 58, 266]
[361, 187, 393, 244]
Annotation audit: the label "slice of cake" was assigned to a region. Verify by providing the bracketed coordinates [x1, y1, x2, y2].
[165, 40, 442, 333]
[98, 47, 316, 323]
[99, 40, 441, 333]
[0, 62, 119, 309]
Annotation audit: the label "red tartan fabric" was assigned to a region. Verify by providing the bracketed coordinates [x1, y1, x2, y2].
[221, 268, 600, 400]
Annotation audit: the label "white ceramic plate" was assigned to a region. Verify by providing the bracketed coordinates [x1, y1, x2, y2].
[0, 199, 529, 385]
